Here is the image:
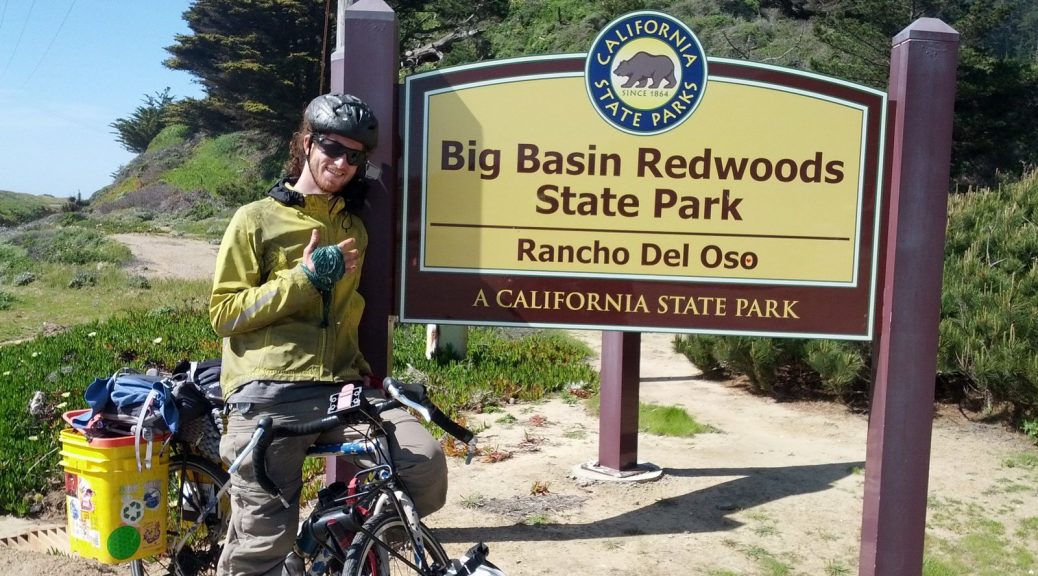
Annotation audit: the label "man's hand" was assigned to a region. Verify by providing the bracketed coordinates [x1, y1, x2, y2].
[302, 229, 359, 275]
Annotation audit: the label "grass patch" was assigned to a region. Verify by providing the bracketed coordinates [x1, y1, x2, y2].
[172, 215, 232, 241]
[923, 554, 959, 576]
[0, 264, 211, 343]
[0, 304, 219, 514]
[745, 510, 780, 537]
[639, 403, 717, 436]
[824, 559, 852, 576]
[460, 493, 488, 509]
[1003, 452, 1038, 470]
[743, 544, 793, 576]
[391, 324, 599, 416]
[0, 315, 598, 514]
[0, 290, 14, 310]
[5, 225, 131, 266]
[925, 496, 1037, 575]
[585, 395, 716, 437]
[161, 133, 265, 197]
[523, 513, 550, 525]
[0, 191, 65, 226]
[562, 427, 587, 440]
[1017, 516, 1038, 539]
[146, 123, 191, 154]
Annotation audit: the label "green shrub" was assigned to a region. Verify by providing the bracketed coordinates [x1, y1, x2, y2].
[673, 334, 724, 377]
[939, 171, 1038, 418]
[0, 305, 217, 515]
[161, 132, 270, 199]
[670, 171, 1038, 427]
[6, 226, 131, 266]
[146, 123, 191, 154]
[0, 290, 14, 310]
[391, 324, 599, 415]
[67, 270, 97, 289]
[0, 243, 31, 279]
[127, 275, 152, 290]
[804, 340, 866, 397]
[12, 272, 36, 286]
[707, 336, 797, 393]
[58, 212, 86, 226]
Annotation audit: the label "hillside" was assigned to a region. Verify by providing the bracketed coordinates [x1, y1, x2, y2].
[89, 125, 283, 215]
[0, 191, 67, 227]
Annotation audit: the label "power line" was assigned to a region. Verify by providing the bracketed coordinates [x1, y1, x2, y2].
[0, 0, 37, 81]
[0, 0, 9, 37]
[21, 0, 77, 88]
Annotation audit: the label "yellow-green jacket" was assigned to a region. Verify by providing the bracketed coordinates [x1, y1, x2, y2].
[209, 179, 371, 398]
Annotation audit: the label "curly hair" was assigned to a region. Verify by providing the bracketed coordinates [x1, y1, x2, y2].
[284, 118, 368, 214]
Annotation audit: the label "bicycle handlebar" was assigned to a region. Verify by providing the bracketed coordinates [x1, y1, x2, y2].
[384, 377, 475, 445]
[252, 378, 476, 505]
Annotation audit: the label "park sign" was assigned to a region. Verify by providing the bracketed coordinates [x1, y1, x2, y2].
[400, 10, 887, 340]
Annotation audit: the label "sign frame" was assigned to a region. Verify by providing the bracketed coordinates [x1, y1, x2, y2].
[401, 54, 887, 340]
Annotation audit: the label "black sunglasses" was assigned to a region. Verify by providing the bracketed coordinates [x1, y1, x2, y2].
[313, 134, 367, 166]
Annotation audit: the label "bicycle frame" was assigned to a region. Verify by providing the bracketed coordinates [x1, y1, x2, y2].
[174, 378, 481, 576]
[307, 437, 438, 574]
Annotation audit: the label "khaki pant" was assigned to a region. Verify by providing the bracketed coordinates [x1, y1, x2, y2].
[216, 394, 447, 576]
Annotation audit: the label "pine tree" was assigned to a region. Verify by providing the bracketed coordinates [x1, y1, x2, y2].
[164, 0, 329, 137]
[109, 88, 175, 154]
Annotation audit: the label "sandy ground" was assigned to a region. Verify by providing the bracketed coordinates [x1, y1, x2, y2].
[111, 233, 221, 281]
[2, 235, 1036, 575]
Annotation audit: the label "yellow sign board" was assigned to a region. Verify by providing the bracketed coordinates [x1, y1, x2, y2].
[419, 73, 869, 285]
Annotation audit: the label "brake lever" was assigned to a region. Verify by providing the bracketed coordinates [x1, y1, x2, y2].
[383, 378, 432, 422]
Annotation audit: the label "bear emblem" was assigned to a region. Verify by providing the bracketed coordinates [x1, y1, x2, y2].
[613, 51, 676, 88]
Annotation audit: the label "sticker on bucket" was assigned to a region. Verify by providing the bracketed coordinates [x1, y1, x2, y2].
[107, 525, 141, 561]
[143, 482, 162, 509]
[68, 497, 80, 521]
[142, 521, 162, 545]
[121, 499, 144, 524]
[79, 480, 95, 512]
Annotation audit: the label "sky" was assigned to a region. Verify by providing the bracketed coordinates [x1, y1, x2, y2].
[0, 0, 203, 198]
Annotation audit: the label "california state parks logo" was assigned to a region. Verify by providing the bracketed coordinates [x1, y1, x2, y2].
[585, 11, 708, 135]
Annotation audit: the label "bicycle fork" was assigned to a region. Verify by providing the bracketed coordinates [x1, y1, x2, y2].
[368, 490, 433, 572]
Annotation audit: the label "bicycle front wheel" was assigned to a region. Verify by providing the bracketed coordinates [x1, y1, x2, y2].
[341, 512, 449, 576]
[129, 455, 229, 576]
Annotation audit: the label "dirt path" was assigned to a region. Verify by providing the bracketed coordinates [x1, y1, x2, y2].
[2, 237, 1037, 574]
[430, 332, 1038, 575]
[111, 233, 219, 281]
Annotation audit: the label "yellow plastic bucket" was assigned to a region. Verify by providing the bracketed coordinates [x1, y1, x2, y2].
[59, 423, 169, 564]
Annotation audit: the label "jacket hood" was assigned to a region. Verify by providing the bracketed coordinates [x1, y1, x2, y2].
[266, 177, 306, 207]
[267, 176, 363, 214]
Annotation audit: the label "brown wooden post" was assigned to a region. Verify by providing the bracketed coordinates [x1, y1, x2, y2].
[327, 0, 399, 484]
[859, 18, 959, 576]
[597, 331, 640, 471]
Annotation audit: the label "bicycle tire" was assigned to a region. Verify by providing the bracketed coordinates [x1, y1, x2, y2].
[340, 511, 449, 576]
[129, 455, 230, 576]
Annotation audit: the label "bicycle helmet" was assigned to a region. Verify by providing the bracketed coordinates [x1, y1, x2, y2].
[305, 93, 378, 150]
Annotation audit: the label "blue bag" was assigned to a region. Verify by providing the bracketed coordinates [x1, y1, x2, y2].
[70, 369, 181, 470]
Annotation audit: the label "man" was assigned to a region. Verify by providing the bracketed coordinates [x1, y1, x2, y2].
[209, 93, 447, 576]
